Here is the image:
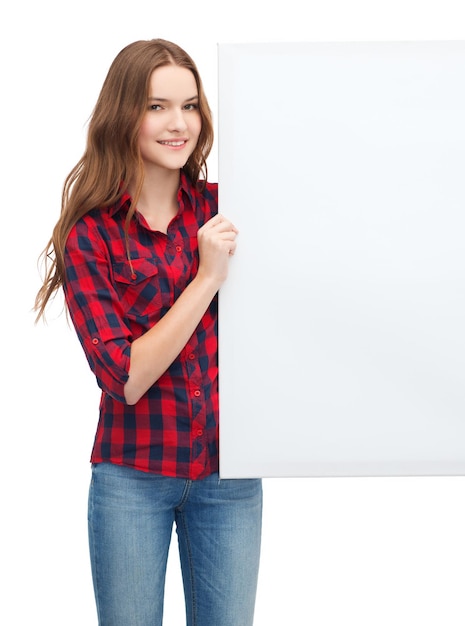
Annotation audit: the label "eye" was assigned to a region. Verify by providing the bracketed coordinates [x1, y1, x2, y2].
[149, 104, 163, 111]
[184, 103, 199, 111]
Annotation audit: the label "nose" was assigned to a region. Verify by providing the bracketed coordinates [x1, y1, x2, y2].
[168, 108, 188, 132]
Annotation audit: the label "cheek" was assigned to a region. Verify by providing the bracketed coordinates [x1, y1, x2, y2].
[138, 118, 152, 141]
[191, 114, 202, 140]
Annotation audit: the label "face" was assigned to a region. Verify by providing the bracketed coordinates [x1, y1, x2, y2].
[138, 64, 202, 174]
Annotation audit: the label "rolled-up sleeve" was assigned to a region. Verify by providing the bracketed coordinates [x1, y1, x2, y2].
[63, 218, 131, 403]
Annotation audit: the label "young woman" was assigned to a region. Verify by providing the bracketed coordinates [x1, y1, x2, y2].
[35, 39, 262, 626]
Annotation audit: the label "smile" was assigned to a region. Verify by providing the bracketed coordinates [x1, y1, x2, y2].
[158, 140, 187, 147]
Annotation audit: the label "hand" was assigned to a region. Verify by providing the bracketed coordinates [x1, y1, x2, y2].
[196, 214, 238, 287]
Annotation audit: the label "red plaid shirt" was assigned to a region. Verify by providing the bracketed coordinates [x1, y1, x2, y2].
[63, 171, 219, 479]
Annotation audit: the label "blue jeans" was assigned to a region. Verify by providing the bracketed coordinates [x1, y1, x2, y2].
[88, 463, 263, 626]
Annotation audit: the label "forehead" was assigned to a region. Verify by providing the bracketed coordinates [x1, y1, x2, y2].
[148, 65, 198, 98]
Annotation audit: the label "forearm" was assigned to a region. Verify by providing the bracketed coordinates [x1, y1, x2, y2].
[123, 273, 220, 405]
[124, 212, 238, 405]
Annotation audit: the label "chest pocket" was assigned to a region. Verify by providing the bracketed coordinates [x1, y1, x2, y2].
[112, 257, 165, 322]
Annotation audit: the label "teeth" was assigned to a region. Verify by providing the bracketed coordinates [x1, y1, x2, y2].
[160, 141, 185, 146]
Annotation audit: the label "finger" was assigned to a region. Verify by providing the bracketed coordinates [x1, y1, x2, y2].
[203, 213, 225, 228]
[218, 228, 238, 240]
[204, 214, 238, 233]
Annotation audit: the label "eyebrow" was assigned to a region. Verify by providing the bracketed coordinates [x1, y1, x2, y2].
[148, 95, 199, 102]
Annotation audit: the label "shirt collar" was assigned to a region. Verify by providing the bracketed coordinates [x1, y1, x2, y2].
[177, 169, 198, 211]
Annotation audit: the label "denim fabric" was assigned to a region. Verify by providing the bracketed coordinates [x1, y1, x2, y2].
[88, 463, 262, 625]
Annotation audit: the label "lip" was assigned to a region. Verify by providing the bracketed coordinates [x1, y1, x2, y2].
[157, 139, 189, 149]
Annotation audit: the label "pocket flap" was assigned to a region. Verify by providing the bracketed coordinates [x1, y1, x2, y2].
[112, 257, 159, 284]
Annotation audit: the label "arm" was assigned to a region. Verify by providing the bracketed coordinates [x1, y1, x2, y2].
[123, 213, 238, 405]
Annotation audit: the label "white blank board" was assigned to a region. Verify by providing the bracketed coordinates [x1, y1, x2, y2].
[217, 41, 465, 478]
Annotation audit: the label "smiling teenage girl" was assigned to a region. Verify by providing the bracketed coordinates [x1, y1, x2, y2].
[35, 39, 262, 626]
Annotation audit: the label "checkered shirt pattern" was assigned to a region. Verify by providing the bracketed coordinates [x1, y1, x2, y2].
[63, 171, 220, 479]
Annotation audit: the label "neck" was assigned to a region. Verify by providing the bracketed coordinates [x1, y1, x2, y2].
[130, 167, 181, 232]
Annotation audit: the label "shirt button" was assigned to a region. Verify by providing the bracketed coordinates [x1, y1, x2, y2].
[188, 353, 195, 360]
[130, 273, 137, 280]
[196, 429, 203, 436]
[194, 390, 201, 397]
[92, 338, 99, 345]
[176, 245, 182, 253]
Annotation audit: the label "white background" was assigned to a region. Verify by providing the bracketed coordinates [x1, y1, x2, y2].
[2, 1, 465, 624]
[218, 40, 465, 479]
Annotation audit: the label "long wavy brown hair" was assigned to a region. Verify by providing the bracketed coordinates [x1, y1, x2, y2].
[34, 38, 214, 321]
